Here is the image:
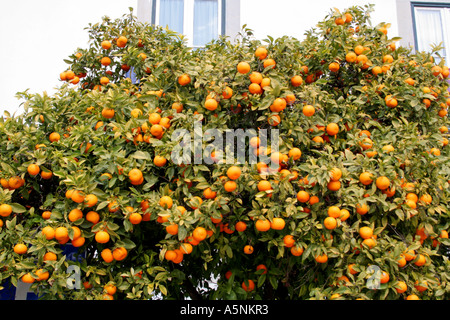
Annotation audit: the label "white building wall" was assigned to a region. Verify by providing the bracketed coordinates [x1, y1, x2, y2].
[239, 0, 399, 41]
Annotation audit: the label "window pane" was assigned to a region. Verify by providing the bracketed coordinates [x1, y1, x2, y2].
[415, 8, 445, 59]
[160, 0, 184, 34]
[193, 0, 218, 47]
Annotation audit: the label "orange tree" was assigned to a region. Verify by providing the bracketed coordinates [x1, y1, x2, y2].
[0, 5, 449, 300]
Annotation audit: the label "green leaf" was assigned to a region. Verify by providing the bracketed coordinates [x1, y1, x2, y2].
[10, 203, 26, 213]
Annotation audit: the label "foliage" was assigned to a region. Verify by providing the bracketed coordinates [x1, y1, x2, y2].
[0, 5, 449, 300]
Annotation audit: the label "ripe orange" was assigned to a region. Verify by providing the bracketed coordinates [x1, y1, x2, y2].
[224, 180, 237, 192]
[290, 246, 304, 256]
[380, 271, 390, 284]
[255, 47, 268, 60]
[359, 226, 373, 239]
[84, 194, 98, 207]
[154, 155, 167, 167]
[159, 196, 173, 209]
[149, 112, 162, 124]
[315, 254, 328, 263]
[189, 196, 203, 209]
[129, 212, 143, 225]
[205, 98, 218, 111]
[283, 235, 295, 248]
[241, 279, 255, 292]
[415, 280, 428, 292]
[261, 77, 271, 88]
[327, 206, 341, 218]
[235, 221, 247, 232]
[101, 40, 111, 50]
[362, 238, 376, 249]
[237, 61, 251, 74]
[406, 294, 420, 300]
[375, 176, 390, 190]
[255, 219, 271, 232]
[71, 190, 86, 203]
[356, 54, 368, 65]
[257, 180, 272, 192]
[193, 226, 207, 242]
[243, 245, 254, 254]
[172, 102, 183, 113]
[356, 203, 369, 215]
[150, 124, 164, 137]
[95, 230, 110, 243]
[247, 82, 264, 96]
[100, 77, 110, 85]
[263, 58, 276, 69]
[324, 217, 337, 230]
[166, 223, 179, 235]
[113, 247, 128, 261]
[335, 16, 345, 25]
[36, 269, 50, 281]
[359, 172, 373, 185]
[303, 105, 315, 117]
[372, 66, 382, 76]
[180, 243, 193, 254]
[86, 211, 100, 224]
[0, 204, 12, 217]
[101, 107, 115, 119]
[385, 95, 398, 108]
[288, 147, 302, 160]
[291, 75, 303, 87]
[419, 194, 432, 205]
[165, 250, 177, 261]
[227, 166, 241, 180]
[346, 51, 357, 63]
[270, 217, 285, 230]
[43, 252, 57, 261]
[256, 264, 268, 274]
[49, 132, 60, 142]
[27, 164, 40, 176]
[328, 62, 340, 72]
[104, 283, 117, 295]
[72, 236, 86, 247]
[222, 86, 233, 99]
[296, 190, 310, 203]
[404, 249, 416, 261]
[249, 71, 263, 84]
[14, 243, 28, 255]
[101, 56, 111, 66]
[101, 248, 114, 263]
[116, 35, 128, 48]
[359, 138, 373, 150]
[108, 199, 120, 212]
[268, 114, 281, 126]
[54, 227, 69, 242]
[40, 170, 53, 180]
[68, 208, 83, 222]
[414, 254, 426, 267]
[41, 226, 55, 240]
[21, 273, 35, 284]
[203, 187, 217, 199]
[339, 209, 350, 221]
[177, 74, 191, 86]
[397, 255, 407, 268]
[348, 264, 358, 275]
[271, 98, 287, 112]
[327, 180, 341, 191]
[329, 167, 342, 181]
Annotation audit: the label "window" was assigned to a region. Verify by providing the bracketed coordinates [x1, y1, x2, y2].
[154, 0, 223, 48]
[412, 3, 450, 62]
